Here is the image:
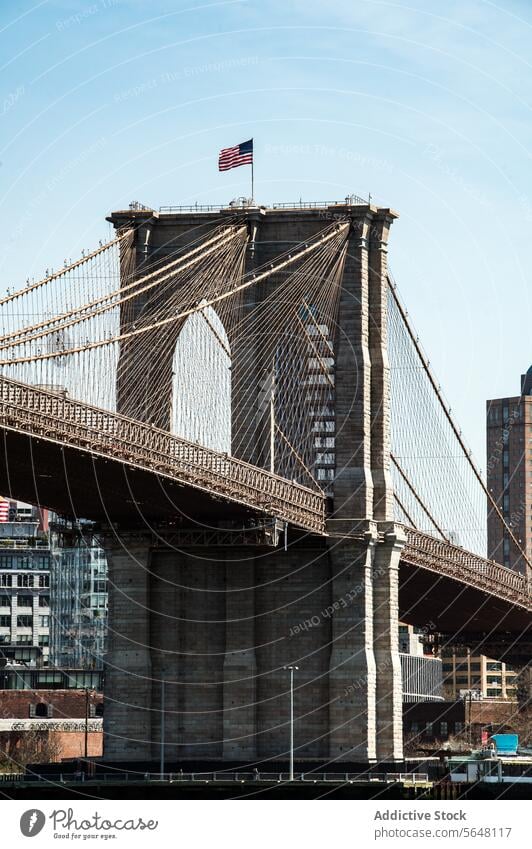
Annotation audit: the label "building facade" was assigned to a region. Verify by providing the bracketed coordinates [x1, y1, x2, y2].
[50, 541, 108, 670]
[442, 648, 518, 700]
[399, 624, 443, 702]
[0, 506, 51, 665]
[0, 689, 103, 765]
[486, 366, 532, 572]
[0, 665, 103, 691]
[404, 697, 520, 746]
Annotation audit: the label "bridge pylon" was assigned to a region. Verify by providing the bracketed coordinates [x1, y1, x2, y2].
[101, 200, 404, 765]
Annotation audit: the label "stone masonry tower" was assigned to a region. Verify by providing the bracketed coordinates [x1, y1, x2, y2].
[103, 199, 404, 764]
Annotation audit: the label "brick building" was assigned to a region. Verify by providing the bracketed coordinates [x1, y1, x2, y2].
[404, 698, 520, 745]
[0, 689, 103, 765]
[486, 366, 532, 572]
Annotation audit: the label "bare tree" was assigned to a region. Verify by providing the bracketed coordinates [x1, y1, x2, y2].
[0, 730, 60, 773]
[505, 707, 532, 747]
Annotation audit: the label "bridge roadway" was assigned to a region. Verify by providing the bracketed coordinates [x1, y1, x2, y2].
[0, 376, 529, 648]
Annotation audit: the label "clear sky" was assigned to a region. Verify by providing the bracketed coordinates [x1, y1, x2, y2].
[1, 0, 531, 468]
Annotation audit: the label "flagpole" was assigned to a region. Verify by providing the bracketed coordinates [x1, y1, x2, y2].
[251, 141, 254, 201]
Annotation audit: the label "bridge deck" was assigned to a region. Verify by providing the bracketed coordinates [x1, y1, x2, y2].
[402, 527, 529, 610]
[0, 377, 530, 623]
[0, 377, 326, 534]
[398, 529, 530, 665]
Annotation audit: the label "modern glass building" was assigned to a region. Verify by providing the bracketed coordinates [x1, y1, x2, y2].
[50, 541, 108, 670]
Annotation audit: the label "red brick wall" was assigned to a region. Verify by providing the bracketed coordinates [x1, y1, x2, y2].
[0, 690, 104, 763]
[470, 699, 519, 725]
[50, 730, 102, 759]
[0, 689, 103, 719]
[0, 730, 102, 763]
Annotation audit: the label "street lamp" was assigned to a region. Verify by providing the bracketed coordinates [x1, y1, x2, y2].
[160, 678, 165, 780]
[283, 665, 299, 781]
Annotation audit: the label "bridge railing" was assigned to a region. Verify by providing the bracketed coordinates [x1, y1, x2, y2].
[401, 525, 529, 607]
[272, 197, 368, 209]
[0, 377, 326, 534]
[156, 198, 370, 213]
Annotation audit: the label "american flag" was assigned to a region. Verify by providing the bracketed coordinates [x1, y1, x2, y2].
[0, 497, 9, 523]
[218, 138, 253, 171]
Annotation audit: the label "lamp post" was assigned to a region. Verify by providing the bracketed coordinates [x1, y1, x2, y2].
[283, 665, 298, 781]
[160, 678, 165, 780]
[84, 688, 89, 760]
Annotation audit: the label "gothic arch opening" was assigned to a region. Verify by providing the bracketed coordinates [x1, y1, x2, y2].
[171, 305, 231, 452]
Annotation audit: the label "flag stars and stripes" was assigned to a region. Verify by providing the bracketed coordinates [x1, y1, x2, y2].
[218, 139, 253, 171]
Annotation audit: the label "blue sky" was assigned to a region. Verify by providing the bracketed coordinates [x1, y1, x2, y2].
[1, 0, 531, 467]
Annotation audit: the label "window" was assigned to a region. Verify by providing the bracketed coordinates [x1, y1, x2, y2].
[487, 688, 500, 697]
[425, 722, 433, 737]
[38, 615, 49, 628]
[17, 595, 33, 608]
[16, 635, 32, 643]
[39, 596, 49, 608]
[0, 596, 10, 607]
[0, 615, 10, 627]
[440, 721, 448, 737]
[0, 575, 12, 587]
[38, 575, 49, 588]
[487, 676, 501, 685]
[66, 672, 100, 689]
[36, 672, 62, 686]
[314, 436, 335, 448]
[17, 615, 32, 627]
[0, 555, 13, 568]
[29, 702, 52, 718]
[17, 575, 32, 588]
[314, 420, 335, 432]
[38, 635, 49, 646]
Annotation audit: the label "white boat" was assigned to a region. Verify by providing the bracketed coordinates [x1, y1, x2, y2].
[447, 754, 532, 784]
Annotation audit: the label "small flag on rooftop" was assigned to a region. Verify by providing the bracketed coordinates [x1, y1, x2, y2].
[218, 138, 253, 171]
